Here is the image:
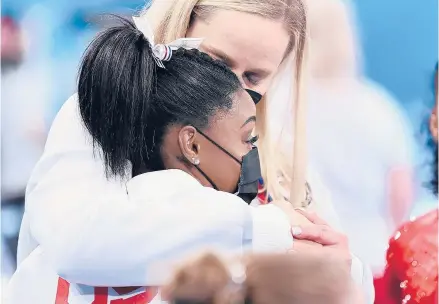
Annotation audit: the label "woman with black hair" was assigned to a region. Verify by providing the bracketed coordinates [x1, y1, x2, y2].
[7, 18, 295, 303]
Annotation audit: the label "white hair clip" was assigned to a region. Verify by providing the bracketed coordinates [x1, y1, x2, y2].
[132, 15, 204, 68]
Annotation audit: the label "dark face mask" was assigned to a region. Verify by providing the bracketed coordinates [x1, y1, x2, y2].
[193, 129, 262, 205]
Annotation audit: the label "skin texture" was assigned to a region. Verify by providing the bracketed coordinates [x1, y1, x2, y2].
[186, 10, 290, 94]
[161, 89, 257, 193]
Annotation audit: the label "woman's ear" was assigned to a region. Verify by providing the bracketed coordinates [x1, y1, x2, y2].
[178, 126, 201, 165]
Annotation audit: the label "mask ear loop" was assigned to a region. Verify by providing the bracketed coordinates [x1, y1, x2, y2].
[194, 128, 242, 164]
[190, 127, 242, 191]
[193, 164, 219, 190]
[187, 140, 219, 190]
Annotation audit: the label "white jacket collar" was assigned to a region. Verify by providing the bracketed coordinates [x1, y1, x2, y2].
[126, 169, 201, 201]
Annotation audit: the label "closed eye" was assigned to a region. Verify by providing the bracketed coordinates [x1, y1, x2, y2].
[244, 72, 261, 86]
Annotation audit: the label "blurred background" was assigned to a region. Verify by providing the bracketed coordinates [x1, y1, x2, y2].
[1, 0, 437, 294]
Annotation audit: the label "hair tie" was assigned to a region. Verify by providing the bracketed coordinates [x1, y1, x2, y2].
[132, 15, 204, 68]
[153, 44, 172, 62]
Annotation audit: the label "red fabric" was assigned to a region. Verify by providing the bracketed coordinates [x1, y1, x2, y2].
[92, 287, 108, 304]
[54, 277, 158, 303]
[110, 288, 157, 304]
[257, 180, 269, 204]
[374, 209, 438, 304]
[55, 278, 70, 304]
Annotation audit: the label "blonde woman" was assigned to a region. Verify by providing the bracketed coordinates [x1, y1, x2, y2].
[16, 0, 372, 301]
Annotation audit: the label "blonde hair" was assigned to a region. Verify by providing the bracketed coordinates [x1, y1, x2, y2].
[144, 0, 309, 207]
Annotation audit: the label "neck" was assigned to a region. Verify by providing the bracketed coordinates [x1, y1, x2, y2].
[164, 157, 214, 189]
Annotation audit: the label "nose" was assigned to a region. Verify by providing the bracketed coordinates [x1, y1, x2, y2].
[230, 67, 270, 94]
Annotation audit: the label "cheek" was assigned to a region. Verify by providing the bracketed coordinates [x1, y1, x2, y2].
[198, 142, 238, 188]
[188, 24, 282, 95]
[210, 152, 241, 192]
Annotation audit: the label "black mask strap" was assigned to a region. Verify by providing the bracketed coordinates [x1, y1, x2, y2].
[194, 128, 241, 164]
[193, 165, 219, 190]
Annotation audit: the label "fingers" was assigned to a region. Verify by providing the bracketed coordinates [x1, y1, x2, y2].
[291, 224, 339, 246]
[294, 209, 328, 226]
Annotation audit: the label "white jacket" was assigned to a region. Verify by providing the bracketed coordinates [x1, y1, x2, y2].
[9, 167, 292, 303]
[11, 95, 373, 303]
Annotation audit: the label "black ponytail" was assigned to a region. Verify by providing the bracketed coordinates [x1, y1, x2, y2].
[78, 16, 241, 178]
[79, 16, 157, 177]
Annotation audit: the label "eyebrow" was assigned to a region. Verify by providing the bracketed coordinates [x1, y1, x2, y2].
[241, 116, 256, 128]
[203, 45, 235, 67]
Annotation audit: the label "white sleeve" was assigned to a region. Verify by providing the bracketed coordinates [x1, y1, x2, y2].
[251, 204, 293, 252]
[351, 254, 375, 304]
[24, 95, 252, 286]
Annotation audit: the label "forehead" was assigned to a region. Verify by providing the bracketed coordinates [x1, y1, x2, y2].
[211, 90, 256, 126]
[234, 90, 256, 117]
[187, 10, 290, 73]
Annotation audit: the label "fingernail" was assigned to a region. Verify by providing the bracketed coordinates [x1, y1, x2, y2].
[291, 226, 302, 236]
[294, 208, 305, 212]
